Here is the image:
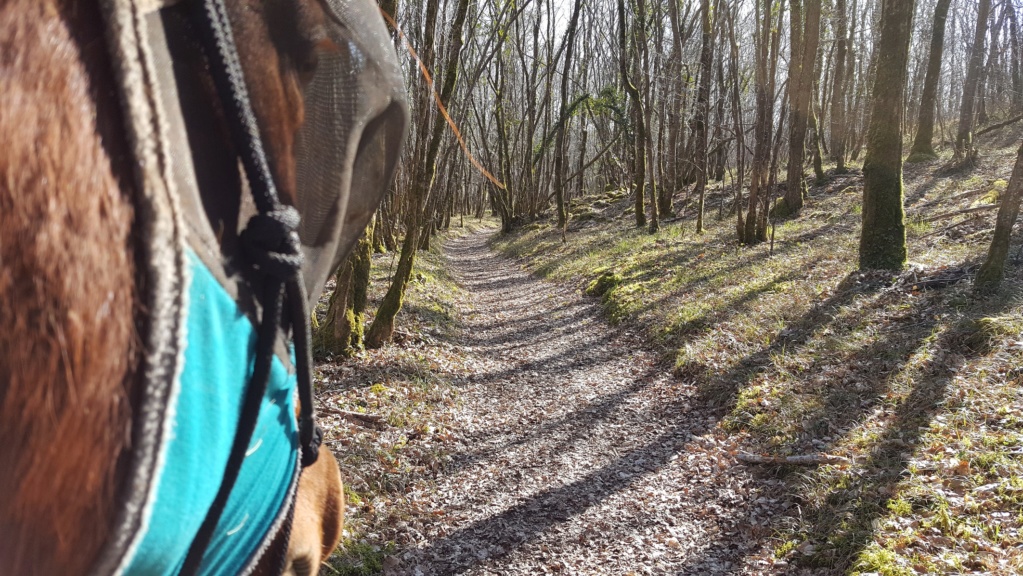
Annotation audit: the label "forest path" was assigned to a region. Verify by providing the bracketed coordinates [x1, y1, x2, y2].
[395, 228, 782, 575]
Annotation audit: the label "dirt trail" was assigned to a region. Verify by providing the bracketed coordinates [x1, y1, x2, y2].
[388, 228, 787, 575]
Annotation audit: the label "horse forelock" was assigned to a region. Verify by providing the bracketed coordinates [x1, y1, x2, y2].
[0, 0, 139, 573]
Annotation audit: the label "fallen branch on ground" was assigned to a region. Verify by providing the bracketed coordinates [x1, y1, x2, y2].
[319, 407, 386, 428]
[976, 113, 1023, 137]
[736, 452, 851, 465]
[920, 214, 987, 239]
[912, 186, 987, 210]
[921, 203, 999, 223]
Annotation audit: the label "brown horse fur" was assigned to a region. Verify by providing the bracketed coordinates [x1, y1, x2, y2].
[1, 0, 344, 573]
[284, 447, 345, 576]
[0, 1, 139, 573]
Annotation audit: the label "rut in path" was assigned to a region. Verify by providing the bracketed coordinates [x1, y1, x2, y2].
[392, 228, 782, 575]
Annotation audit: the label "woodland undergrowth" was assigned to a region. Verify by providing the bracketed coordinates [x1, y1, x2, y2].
[491, 137, 1023, 574]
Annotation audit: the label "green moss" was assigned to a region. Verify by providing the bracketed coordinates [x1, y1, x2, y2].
[770, 197, 795, 219]
[853, 546, 915, 576]
[858, 161, 907, 270]
[585, 270, 622, 297]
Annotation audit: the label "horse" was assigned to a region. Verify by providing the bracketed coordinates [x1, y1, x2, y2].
[0, 0, 407, 574]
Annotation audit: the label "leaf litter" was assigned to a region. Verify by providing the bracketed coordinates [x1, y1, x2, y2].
[319, 228, 788, 575]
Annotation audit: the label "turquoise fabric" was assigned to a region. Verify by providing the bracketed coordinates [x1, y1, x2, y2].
[124, 250, 298, 575]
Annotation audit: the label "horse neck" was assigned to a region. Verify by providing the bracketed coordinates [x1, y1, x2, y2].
[0, 1, 139, 573]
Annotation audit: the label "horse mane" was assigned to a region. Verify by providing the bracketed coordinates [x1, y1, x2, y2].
[0, 0, 139, 573]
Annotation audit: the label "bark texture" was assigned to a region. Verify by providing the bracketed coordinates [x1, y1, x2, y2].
[976, 141, 1023, 292]
[955, 0, 992, 159]
[910, 0, 952, 160]
[783, 0, 822, 213]
[859, 0, 916, 270]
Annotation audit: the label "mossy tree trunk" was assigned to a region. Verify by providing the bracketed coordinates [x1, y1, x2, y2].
[365, 0, 470, 348]
[955, 0, 991, 159]
[313, 226, 373, 357]
[314, 256, 354, 357]
[909, 0, 952, 160]
[858, 0, 916, 271]
[975, 141, 1023, 292]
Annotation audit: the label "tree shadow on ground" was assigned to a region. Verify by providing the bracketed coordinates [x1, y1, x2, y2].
[399, 396, 721, 575]
[444, 366, 664, 477]
[688, 265, 1013, 573]
[789, 323, 982, 572]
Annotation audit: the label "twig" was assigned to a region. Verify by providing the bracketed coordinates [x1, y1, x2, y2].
[919, 214, 987, 239]
[736, 451, 851, 465]
[319, 406, 386, 428]
[920, 203, 999, 223]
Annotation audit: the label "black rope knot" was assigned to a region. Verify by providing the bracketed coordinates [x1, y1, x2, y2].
[240, 207, 303, 279]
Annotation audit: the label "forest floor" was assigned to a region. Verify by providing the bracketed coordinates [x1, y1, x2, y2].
[316, 133, 1023, 576]
[317, 224, 779, 575]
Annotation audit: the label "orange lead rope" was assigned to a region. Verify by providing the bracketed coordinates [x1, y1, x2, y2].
[378, 8, 506, 191]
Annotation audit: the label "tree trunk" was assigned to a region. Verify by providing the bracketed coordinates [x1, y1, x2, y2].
[975, 141, 1023, 292]
[693, 0, 716, 233]
[740, 0, 778, 244]
[830, 0, 852, 171]
[315, 223, 373, 357]
[783, 0, 821, 214]
[366, 0, 471, 348]
[1009, 4, 1022, 114]
[553, 0, 584, 233]
[859, 0, 916, 270]
[956, 0, 992, 159]
[618, 0, 647, 229]
[909, 0, 953, 160]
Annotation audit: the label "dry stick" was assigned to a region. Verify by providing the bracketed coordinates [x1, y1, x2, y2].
[736, 452, 851, 465]
[912, 186, 988, 210]
[921, 203, 999, 223]
[919, 214, 988, 239]
[319, 406, 386, 428]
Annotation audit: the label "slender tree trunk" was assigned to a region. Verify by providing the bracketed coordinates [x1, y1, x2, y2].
[1008, 4, 1022, 114]
[741, 0, 779, 244]
[783, 0, 821, 214]
[619, 0, 647, 228]
[909, 0, 953, 160]
[976, 141, 1023, 292]
[366, 0, 471, 348]
[859, 0, 916, 270]
[956, 0, 992, 159]
[553, 0, 584, 234]
[694, 0, 716, 233]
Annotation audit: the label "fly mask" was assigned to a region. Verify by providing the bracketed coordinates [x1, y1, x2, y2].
[90, 0, 408, 574]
